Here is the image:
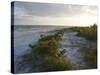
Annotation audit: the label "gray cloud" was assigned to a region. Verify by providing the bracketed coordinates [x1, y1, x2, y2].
[13, 1, 97, 26]
[14, 1, 97, 17]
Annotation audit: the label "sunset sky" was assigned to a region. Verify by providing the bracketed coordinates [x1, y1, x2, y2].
[12, 1, 97, 26]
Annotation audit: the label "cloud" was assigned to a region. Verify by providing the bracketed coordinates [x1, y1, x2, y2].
[13, 1, 97, 26]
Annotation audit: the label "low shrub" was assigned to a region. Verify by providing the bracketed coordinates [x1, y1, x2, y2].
[79, 47, 97, 69]
[71, 24, 97, 41]
[19, 30, 73, 72]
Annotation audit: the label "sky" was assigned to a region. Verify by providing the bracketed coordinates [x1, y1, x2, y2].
[11, 1, 97, 26]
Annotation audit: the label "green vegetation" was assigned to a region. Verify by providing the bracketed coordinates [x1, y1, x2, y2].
[71, 24, 97, 68]
[18, 24, 97, 72]
[71, 24, 97, 41]
[40, 56, 72, 71]
[79, 47, 97, 69]
[20, 30, 72, 72]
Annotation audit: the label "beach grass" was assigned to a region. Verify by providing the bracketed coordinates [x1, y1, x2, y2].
[70, 24, 97, 41]
[20, 30, 72, 72]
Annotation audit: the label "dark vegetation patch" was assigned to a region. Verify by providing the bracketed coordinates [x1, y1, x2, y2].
[78, 47, 97, 69]
[19, 29, 73, 72]
[70, 24, 97, 41]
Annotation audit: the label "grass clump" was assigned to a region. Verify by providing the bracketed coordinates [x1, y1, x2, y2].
[79, 47, 97, 69]
[71, 24, 97, 41]
[40, 56, 72, 71]
[19, 30, 72, 72]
